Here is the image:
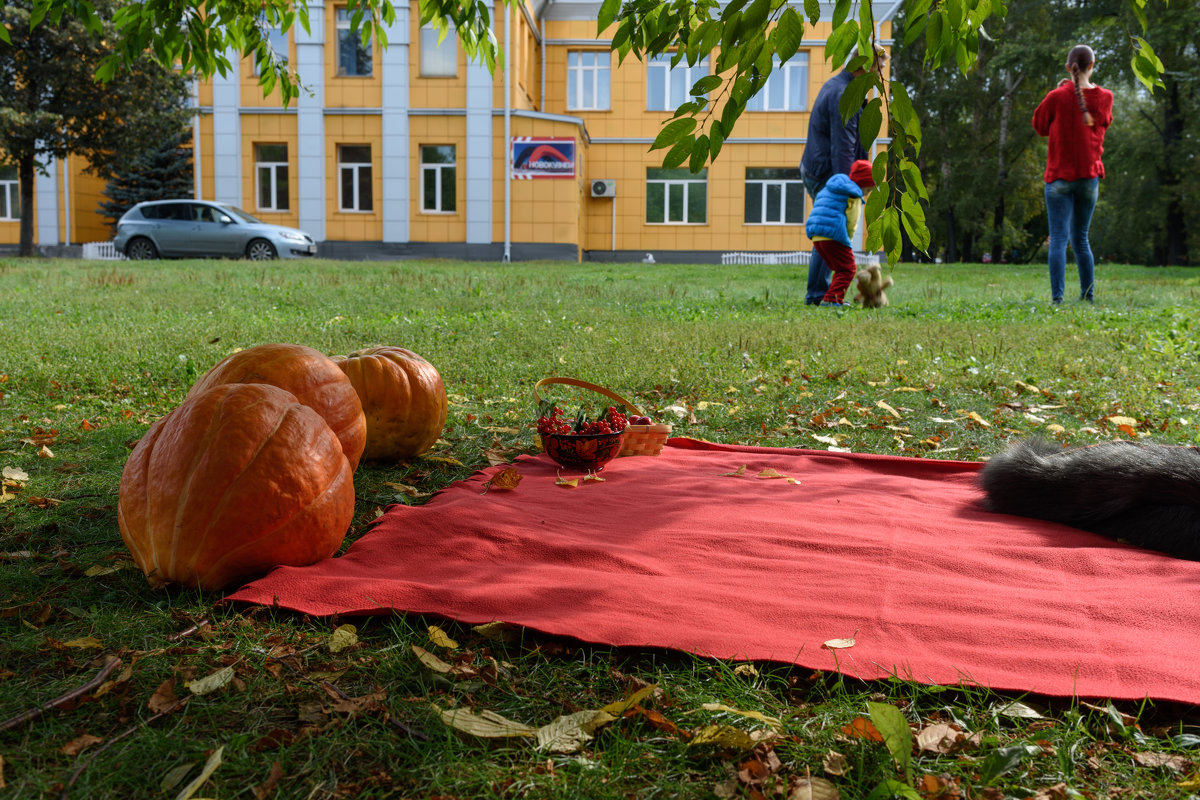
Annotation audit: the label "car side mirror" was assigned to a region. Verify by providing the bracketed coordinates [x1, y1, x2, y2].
[219, 215, 233, 224]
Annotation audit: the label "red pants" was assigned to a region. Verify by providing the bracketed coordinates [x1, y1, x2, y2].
[814, 240, 857, 305]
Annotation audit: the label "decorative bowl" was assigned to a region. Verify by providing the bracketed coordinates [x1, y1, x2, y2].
[541, 430, 625, 471]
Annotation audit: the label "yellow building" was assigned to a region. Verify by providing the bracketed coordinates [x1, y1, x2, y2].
[0, 0, 896, 262]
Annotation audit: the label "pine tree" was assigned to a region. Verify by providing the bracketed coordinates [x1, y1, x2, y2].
[98, 129, 195, 232]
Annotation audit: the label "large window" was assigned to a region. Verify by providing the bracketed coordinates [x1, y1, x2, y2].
[746, 54, 809, 112]
[420, 145, 456, 213]
[338, 145, 373, 212]
[745, 168, 805, 225]
[420, 24, 457, 77]
[0, 166, 17, 221]
[255, 144, 289, 212]
[336, 7, 372, 77]
[253, 23, 289, 76]
[646, 168, 706, 224]
[646, 55, 709, 112]
[567, 51, 610, 110]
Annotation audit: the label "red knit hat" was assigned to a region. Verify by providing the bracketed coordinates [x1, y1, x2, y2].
[849, 159, 875, 189]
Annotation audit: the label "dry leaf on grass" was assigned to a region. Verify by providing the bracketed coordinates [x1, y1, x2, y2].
[60, 733, 104, 756]
[437, 706, 535, 739]
[328, 624, 358, 653]
[174, 745, 223, 800]
[789, 775, 841, 800]
[472, 621, 521, 643]
[427, 625, 458, 649]
[481, 466, 523, 493]
[187, 666, 235, 696]
[698, 703, 783, 731]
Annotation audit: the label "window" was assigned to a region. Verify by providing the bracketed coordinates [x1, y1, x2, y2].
[0, 166, 17, 221]
[336, 7, 372, 77]
[255, 144, 289, 211]
[253, 23, 289, 76]
[745, 168, 805, 224]
[746, 54, 809, 112]
[567, 51, 610, 110]
[338, 145, 373, 212]
[420, 145, 456, 213]
[646, 55, 709, 112]
[420, 24, 457, 77]
[646, 167, 706, 224]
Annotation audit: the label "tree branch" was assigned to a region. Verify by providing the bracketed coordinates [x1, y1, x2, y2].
[0, 655, 122, 733]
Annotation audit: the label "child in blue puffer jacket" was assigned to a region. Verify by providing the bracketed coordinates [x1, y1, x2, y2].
[804, 159, 876, 307]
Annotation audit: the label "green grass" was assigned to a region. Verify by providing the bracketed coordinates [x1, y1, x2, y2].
[1, 257, 1199, 799]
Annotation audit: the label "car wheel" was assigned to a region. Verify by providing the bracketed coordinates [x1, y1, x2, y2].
[246, 239, 278, 261]
[125, 238, 158, 260]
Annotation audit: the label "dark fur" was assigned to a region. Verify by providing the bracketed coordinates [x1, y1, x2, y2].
[979, 439, 1200, 560]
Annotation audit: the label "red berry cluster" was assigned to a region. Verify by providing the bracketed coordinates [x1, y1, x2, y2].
[536, 406, 573, 435]
[536, 405, 628, 436]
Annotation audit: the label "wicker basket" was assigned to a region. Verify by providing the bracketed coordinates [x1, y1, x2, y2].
[534, 377, 672, 457]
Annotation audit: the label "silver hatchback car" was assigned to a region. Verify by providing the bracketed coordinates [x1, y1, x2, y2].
[114, 200, 317, 260]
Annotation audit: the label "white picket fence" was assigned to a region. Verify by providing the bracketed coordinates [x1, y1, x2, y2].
[81, 241, 126, 261]
[722, 251, 881, 266]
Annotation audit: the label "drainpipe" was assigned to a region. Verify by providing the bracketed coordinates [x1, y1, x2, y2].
[193, 79, 203, 200]
[62, 157, 70, 246]
[503, 0, 512, 262]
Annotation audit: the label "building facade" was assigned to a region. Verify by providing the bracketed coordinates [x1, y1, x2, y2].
[0, 0, 897, 262]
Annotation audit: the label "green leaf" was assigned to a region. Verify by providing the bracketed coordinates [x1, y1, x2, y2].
[899, 160, 928, 202]
[699, 20, 722, 54]
[979, 745, 1028, 785]
[774, 8, 803, 63]
[692, 75, 723, 95]
[866, 780, 923, 800]
[804, 0, 821, 25]
[662, 137, 693, 169]
[900, 192, 929, 250]
[831, 0, 852, 29]
[597, 0, 620, 33]
[824, 20, 859, 69]
[867, 701, 913, 784]
[925, 12, 945, 67]
[837, 73, 873, 125]
[955, 39, 972, 74]
[882, 207, 902, 266]
[651, 117, 697, 152]
[740, 0, 770, 33]
[859, 98, 882, 150]
[708, 119, 725, 161]
[689, 135, 710, 173]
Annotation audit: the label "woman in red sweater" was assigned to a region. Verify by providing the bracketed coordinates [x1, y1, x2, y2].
[1032, 44, 1114, 304]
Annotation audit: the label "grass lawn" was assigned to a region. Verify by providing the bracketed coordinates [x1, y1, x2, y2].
[1, 256, 1199, 799]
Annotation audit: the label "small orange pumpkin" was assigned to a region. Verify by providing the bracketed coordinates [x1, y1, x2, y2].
[188, 343, 366, 471]
[333, 346, 448, 461]
[118, 382, 355, 591]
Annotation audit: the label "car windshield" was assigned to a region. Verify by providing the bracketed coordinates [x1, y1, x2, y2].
[220, 206, 263, 224]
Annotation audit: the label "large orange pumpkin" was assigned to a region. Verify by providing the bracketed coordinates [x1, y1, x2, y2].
[333, 346, 448, 461]
[188, 343, 366, 471]
[118, 382, 356, 591]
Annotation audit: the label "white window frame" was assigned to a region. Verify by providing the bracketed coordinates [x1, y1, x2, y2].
[420, 145, 457, 213]
[745, 168, 805, 225]
[567, 50, 611, 110]
[255, 144, 289, 212]
[420, 24, 458, 77]
[646, 168, 707, 225]
[646, 55, 709, 112]
[338, 145, 373, 212]
[0, 168, 17, 221]
[336, 7, 373, 77]
[746, 54, 810, 112]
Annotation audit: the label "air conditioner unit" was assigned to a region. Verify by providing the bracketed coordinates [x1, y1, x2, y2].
[590, 179, 616, 198]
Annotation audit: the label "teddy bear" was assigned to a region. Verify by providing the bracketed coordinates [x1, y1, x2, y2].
[852, 264, 894, 308]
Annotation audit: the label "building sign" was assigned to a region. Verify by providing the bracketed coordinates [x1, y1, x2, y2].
[511, 137, 575, 179]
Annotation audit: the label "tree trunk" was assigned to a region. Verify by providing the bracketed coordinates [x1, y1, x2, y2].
[1160, 79, 1190, 266]
[991, 69, 1021, 263]
[18, 154, 36, 257]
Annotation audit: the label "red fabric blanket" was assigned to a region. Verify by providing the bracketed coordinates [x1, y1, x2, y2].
[227, 439, 1200, 704]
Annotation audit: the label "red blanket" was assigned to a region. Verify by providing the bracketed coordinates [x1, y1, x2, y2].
[227, 439, 1200, 704]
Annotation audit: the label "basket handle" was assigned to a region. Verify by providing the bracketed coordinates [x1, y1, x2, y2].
[534, 377, 643, 417]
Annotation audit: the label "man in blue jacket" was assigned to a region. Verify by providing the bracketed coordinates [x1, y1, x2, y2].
[800, 48, 887, 304]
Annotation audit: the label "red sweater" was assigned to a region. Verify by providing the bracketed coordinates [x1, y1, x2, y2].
[1032, 80, 1114, 182]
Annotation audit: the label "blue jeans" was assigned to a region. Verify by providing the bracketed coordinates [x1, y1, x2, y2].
[802, 172, 831, 304]
[1044, 177, 1099, 302]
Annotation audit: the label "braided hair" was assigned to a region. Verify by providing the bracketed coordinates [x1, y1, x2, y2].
[1067, 44, 1095, 127]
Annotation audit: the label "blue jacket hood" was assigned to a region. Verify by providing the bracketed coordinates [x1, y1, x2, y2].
[804, 173, 863, 248]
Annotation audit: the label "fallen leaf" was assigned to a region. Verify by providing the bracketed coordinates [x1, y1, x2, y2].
[699, 703, 783, 731]
[1133, 752, 1191, 772]
[841, 717, 883, 742]
[789, 775, 841, 800]
[555, 476, 579, 488]
[2, 466, 28, 482]
[812, 435, 840, 446]
[472, 621, 520, 643]
[421, 455, 464, 467]
[875, 400, 901, 418]
[994, 701, 1045, 720]
[718, 465, 748, 477]
[80, 419, 96, 431]
[601, 685, 657, 716]
[1107, 415, 1138, 427]
[822, 750, 848, 776]
[188, 666, 235, 696]
[160, 762, 196, 793]
[384, 482, 431, 498]
[535, 709, 611, 753]
[756, 468, 788, 479]
[582, 472, 606, 483]
[175, 745, 223, 800]
[38, 445, 54, 458]
[148, 678, 180, 713]
[61, 733, 104, 756]
[688, 724, 759, 751]
[437, 706, 536, 739]
[965, 411, 990, 427]
[482, 466, 522, 492]
[427, 625, 458, 649]
[63, 636, 103, 649]
[733, 664, 759, 677]
[412, 645, 453, 674]
[822, 637, 856, 650]
[328, 624, 358, 653]
[916, 722, 962, 753]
